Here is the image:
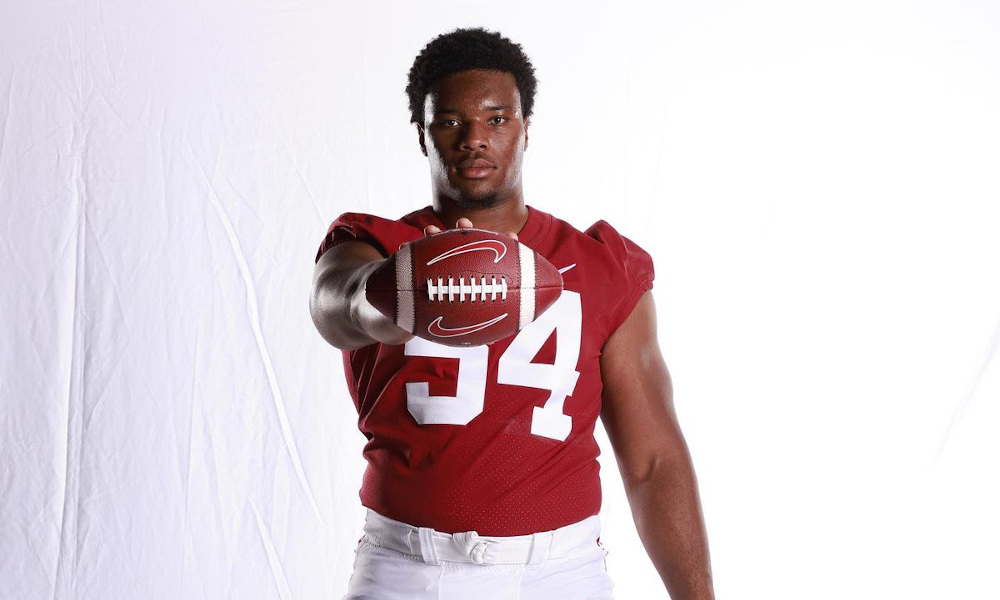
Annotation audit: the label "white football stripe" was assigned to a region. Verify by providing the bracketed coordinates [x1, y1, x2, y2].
[428, 313, 509, 337]
[426, 239, 507, 265]
[518, 245, 535, 329]
[396, 243, 414, 332]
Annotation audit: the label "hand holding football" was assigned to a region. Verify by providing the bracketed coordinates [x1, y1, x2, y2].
[365, 227, 563, 347]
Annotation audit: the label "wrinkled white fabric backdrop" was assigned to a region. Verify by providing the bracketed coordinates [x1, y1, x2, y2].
[2, 1, 998, 599]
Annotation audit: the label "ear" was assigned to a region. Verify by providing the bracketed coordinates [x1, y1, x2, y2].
[416, 123, 427, 157]
[523, 118, 529, 151]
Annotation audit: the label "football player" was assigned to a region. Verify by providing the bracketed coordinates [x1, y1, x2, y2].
[310, 27, 715, 600]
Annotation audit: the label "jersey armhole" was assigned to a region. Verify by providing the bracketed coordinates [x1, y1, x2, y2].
[606, 278, 654, 339]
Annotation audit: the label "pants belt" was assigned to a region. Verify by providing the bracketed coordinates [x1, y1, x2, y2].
[361, 509, 602, 566]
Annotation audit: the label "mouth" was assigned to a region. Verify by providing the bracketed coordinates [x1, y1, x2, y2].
[455, 158, 496, 180]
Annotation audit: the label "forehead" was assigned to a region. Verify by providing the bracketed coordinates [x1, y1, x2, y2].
[424, 69, 522, 114]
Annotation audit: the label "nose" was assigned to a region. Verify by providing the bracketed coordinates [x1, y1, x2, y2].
[459, 120, 489, 150]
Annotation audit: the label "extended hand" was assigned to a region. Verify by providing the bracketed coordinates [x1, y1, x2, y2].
[423, 218, 519, 241]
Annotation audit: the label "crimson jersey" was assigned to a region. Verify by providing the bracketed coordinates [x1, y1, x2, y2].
[315, 205, 654, 536]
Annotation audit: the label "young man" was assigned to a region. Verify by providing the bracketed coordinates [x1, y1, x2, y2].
[310, 28, 715, 600]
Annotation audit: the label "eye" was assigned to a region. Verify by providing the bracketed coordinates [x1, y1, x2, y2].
[489, 116, 508, 125]
[440, 119, 460, 127]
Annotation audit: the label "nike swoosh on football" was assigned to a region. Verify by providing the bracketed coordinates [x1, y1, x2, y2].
[426, 239, 507, 266]
[427, 313, 509, 338]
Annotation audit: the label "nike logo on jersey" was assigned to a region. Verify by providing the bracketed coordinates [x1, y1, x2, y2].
[427, 239, 507, 266]
[558, 263, 576, 274]
[427, 313, 509, 338]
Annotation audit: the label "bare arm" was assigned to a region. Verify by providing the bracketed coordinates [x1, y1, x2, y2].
[310, 218, 514, 350]
[309, 240, 414, 350]
[599, 291, 715, 600]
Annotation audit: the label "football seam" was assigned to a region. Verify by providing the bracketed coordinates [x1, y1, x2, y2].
[518, 244, 535, 330]
[395, 243, 415, 332]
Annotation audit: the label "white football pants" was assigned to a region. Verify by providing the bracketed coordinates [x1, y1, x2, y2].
[342, 509, 616, 600]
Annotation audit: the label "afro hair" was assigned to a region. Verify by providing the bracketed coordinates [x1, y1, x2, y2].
[406, 27, 538, 125]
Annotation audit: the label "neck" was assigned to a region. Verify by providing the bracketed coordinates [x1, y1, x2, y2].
[432, 196, 529, 236]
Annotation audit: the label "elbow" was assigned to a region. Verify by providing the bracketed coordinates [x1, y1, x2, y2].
[309, 294, 339, 348]
[620, 455, 665, 487]
[620, 447, 694, 489]
[310, 303, 364, 351]
[309, 277, 357, 350]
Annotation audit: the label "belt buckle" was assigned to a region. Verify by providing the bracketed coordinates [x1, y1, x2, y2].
[470, 539, 492, 564]
[453, 530, 494, 565]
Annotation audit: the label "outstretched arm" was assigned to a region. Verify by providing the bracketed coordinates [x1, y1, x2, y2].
[310, 240, 414, 350]
[309, 217, 514, 350]
[599, 291, 715, 600]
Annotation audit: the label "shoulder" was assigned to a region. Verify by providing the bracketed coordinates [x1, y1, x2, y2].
[584, 219, 631, 244]
[535, 211, 655, 340]
[584, 220, 655, 335]
[314, 210, 425, 263]
[589, 221, 654, 297]
[542, 212, 655, 281]
[583, 220, 654, 268]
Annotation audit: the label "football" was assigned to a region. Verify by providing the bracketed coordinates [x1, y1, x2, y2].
[365, 228, 563, 347]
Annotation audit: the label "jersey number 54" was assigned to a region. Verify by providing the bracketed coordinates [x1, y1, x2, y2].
[403, 291, 582, 441]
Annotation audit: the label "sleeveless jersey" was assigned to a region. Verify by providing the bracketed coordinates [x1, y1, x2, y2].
[315, 205, 654, 536]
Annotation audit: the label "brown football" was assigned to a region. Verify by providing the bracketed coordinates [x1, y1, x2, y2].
[365, 228, 563, 347]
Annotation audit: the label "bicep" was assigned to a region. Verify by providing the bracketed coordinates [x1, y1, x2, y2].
[599, 291, 689, 483]
[313, 240, 384, 283]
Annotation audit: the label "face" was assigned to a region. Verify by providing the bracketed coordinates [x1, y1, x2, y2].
[418, 69, 529, 208]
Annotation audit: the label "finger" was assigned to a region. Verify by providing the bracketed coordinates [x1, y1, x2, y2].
[507, 232, 519, 242]
[455, 218, 474, 229]
[423, 225, 442, 236]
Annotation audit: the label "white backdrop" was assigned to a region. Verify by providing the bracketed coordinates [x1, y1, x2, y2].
[2, 1, 998, 599]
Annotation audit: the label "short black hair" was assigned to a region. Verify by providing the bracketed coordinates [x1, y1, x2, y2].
[406, 27, 538, 125]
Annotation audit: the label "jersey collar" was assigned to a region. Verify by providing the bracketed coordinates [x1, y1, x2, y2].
[403, 205, 550, 246]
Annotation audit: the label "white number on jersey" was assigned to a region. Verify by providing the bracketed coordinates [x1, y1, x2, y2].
[497, 292, 581, 441]
[403, 292, 583, 441]
[404, 340, 488, 425]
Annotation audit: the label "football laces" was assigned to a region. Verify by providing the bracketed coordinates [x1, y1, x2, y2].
[426, 276, 508, 302]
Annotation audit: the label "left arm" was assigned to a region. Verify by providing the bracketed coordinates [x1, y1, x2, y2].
[599, 291, 715, 600]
